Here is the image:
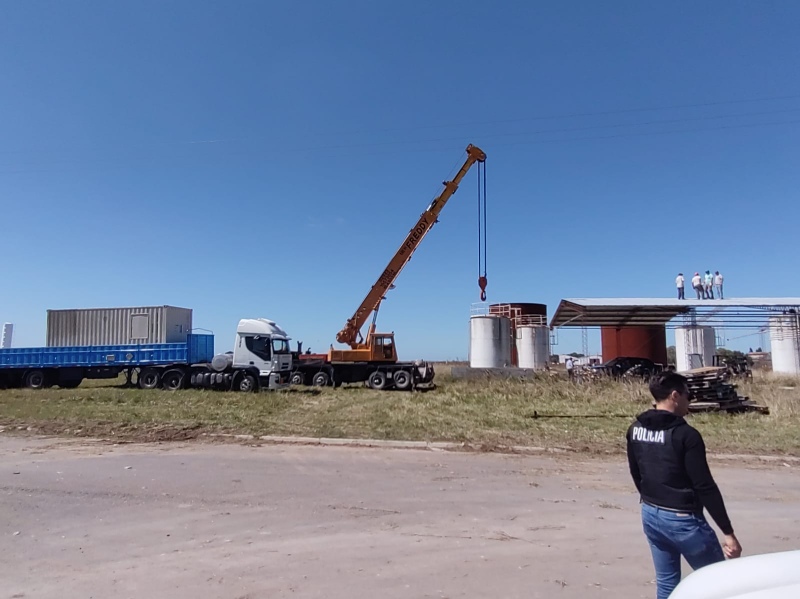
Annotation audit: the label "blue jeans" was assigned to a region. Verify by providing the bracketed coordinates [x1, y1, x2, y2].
[641, 503, 724, 599]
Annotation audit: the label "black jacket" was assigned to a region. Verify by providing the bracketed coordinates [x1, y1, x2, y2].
[626, 409, 733, 535]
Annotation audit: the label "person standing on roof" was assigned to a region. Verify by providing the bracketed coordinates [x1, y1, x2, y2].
[691, 273, 703, 299]
[626, 372, 742, 599]
[714, 271, 724, 300]
[675, 273, 685, 300]
[704, 270, 714, 299]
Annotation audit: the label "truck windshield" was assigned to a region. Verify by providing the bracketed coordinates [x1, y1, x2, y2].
[272, 339, 290, 353]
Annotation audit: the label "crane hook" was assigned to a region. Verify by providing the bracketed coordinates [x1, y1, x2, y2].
[478, 275, 487, 302]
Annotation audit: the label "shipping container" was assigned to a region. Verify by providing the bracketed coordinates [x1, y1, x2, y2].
[46, 306, 192, 347]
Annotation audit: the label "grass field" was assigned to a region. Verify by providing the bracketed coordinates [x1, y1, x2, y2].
[0, 365, 798, 455]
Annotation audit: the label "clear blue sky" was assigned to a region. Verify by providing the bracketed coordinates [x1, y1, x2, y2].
[2, 1, 799, 359]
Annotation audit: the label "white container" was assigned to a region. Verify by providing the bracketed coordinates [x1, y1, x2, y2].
[516, 325, 550, 370]
[675, 326, 716, 372]
[469, 315, 512, 368]
[769, 315, 800, 376]
[1, 323, 12, 349]
[46, 306, 193, 347]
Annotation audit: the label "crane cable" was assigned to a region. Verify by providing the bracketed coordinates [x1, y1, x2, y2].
[477, 160, 488, 301]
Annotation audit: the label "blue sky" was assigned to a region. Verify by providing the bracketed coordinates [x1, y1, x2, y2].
[1, 1, 799, 359]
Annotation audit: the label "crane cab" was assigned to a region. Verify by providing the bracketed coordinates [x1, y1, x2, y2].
[327, 330, 398, 363]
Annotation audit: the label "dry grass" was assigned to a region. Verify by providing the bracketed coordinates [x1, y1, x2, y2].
[0, 367, 798, 455]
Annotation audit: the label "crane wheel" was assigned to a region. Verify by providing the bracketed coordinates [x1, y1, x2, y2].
[393, 370, 412, 390]
[290, 372, 305, 385]
[367, 370, 387, 390]
[311, 371, 330, 387]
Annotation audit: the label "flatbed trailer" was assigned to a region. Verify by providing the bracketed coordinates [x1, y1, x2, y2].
[0, 333, 291, 392]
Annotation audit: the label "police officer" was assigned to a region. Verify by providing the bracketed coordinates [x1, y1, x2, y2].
[626, 372, 742, 599]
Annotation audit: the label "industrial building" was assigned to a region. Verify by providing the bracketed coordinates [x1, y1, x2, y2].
[549, 298, 800, 375]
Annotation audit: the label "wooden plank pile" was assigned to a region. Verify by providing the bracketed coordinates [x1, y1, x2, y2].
[682, 367, 769, 414]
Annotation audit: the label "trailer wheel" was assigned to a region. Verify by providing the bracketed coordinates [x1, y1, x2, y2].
[24, 370, 47, 390]
[311, 371, 330, 387]
[238, 374, 257, 393]
[393, 369, 412, 391]
[138, 369, 161, 389]
[367, 370, 387, 390]
[161, 369, 185, 391]
[290, 372, 305, 385]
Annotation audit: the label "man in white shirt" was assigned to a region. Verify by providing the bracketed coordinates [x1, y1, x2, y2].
[691, 273, 703, 299]
[565, 357, 575, 381]
[714, 271, 724, 300]
[675, 273, 685, 300]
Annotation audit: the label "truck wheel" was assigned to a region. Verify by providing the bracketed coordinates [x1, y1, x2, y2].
[290, 372, 305, 385]
[393, 370, 412, 390]
[161, 369, 185, 391]
[24, 370, 46, 390]
[311, 371, 330, 387]
[367, 371, 387, 390]
[238, 374, 257, 392]
[138, 369, 161, 389]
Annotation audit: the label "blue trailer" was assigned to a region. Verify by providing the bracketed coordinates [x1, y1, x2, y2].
[0, 323, 292, 392]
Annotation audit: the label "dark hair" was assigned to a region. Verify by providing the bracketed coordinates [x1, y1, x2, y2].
[649, 372, 688, 402]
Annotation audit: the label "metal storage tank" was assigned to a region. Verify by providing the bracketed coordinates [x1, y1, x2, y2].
[601, 325, 668, 365]
[675, 326, 716, 371]
[769, 315, 800, 376]
[469, 315, 512, 368]
[515, 324, 550, 370]
[489, 303, 547, 319]
[489, 303, 548, 366]
[46, 306, 193, 347]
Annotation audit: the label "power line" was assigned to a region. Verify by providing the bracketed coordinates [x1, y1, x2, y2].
[3, 92, 800, 156]
[2, 115, 799, 175]
[323, 92, 800, 135]
[488, 117, 800, 149]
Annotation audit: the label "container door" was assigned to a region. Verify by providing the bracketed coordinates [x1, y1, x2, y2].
[131, 314, 150, 341]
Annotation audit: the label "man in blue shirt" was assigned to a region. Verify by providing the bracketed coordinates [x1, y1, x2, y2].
[703, 271, 714, 299]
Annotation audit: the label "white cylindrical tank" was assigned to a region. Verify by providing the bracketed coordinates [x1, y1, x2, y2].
[675, 326, 716, 372]
[516, 325, 550, 370]
[769, 315, 800, 376]
[1, 323, 12, 349]
[469, 315, 512, 368]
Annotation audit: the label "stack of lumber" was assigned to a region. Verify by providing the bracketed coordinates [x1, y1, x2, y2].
[682, 367, 768, 414]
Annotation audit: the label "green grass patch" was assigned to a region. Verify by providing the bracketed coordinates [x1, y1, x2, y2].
[1, 369, 798, 455]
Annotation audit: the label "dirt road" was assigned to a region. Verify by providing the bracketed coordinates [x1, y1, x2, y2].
[1, 436, 798, 599]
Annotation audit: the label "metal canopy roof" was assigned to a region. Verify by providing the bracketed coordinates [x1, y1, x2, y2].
[549, 298, 800, 329]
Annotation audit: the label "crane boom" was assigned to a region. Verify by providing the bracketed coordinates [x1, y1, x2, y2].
[336, 144, 486, 348]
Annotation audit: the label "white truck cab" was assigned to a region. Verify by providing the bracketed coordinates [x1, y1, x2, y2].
[232, 318, 292, 390]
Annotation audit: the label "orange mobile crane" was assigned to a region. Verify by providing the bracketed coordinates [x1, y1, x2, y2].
[291, 144, 487, 391]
